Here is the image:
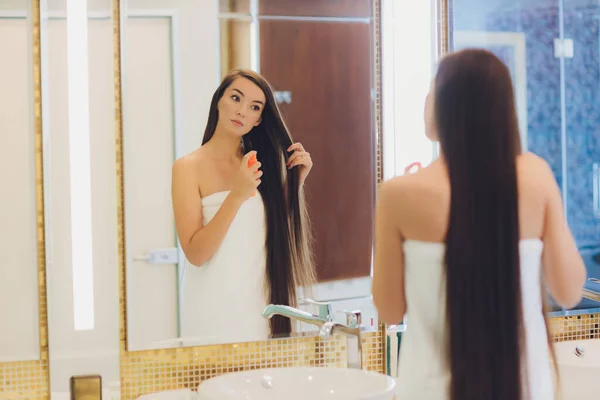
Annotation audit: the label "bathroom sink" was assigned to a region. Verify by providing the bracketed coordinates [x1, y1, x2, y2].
[196, 367, 396, 400]
[137, 389, 195, 399]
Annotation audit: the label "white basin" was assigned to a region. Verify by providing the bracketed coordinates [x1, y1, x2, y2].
[137, 389, 195, 400]
[196, 367, 396, 400]
[555, 339, 600, 399]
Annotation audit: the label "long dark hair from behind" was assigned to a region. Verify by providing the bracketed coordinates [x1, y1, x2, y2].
[435, 49, 555, 399]
[202, 69, 316, 336]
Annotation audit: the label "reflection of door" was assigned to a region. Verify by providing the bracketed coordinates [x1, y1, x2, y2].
[260, 20, 374, 282]
[124, 17, 178, 350]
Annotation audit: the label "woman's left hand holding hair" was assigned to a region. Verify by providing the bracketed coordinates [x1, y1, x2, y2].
[287, 142, 313, 185]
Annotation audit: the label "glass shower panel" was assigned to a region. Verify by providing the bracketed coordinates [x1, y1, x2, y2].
[563, 1, 600, 287]
[450, 0, 564, 190]
[449, 0, 600, 310]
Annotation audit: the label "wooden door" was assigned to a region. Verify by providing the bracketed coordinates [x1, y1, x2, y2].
[259, 0, 371, 17]
[259, 18, 375, 282]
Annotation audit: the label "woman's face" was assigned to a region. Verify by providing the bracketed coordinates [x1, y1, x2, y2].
[217, 77, 266, 136]
[424, 79, 438, 141]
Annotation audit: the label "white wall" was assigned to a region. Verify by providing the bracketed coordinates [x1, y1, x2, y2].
[0, 13, 41, 363]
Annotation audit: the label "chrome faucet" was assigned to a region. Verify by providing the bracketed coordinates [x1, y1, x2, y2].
[262, 299, 332, 327]
[583, 278, 600, 302]
[262, 299, 364, 369]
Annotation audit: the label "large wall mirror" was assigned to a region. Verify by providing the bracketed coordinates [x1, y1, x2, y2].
[120, 0, 381, 351]
[0, 0, 50, 396]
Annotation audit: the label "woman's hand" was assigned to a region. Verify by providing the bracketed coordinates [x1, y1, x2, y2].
[231, 151, 262, 203]
[404, 162, 422, 175]
[287, 142, 313, 185]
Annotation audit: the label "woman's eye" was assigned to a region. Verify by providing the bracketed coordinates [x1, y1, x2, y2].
[251, 105, 261, 112]
[232, 95, 240, 101]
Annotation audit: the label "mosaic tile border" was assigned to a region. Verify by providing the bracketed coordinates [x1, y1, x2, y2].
[113, 1, 386, 399]
[374, 0, 383, 185]
[0, 1, 51, 398]
[549, 313, 600, 342]
[119, 331, 383, 400]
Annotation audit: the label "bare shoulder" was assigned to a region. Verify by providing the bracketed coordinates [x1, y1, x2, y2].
[171, 149, 211, 195]
[378, 166, 444, 214]
[518, 151, 552, 172]
[378, 174, 412, 206]
[517, 151, 557, 190]
[172, 148, 208, 176]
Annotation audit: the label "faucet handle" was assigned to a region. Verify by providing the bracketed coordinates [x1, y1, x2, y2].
[299, 298, 332, 321]
[339, 310, 362, 328]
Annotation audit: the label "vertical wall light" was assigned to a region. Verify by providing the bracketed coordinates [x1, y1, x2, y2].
[249, 0, 259, 72]
[392, 0, 435, 174]
[66, 0, 94, 331]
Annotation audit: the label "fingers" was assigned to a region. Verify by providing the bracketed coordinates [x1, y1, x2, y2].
[250, 161, 262, 172]
[404, 161, 422, 174]
[287, 152, 312, 169]
[287, 142, 305, 153]
[287, 150, 309, 166]
[243, 150, 257, 161]
[286, 151, 301, 166]
[254, 169, 264, 179]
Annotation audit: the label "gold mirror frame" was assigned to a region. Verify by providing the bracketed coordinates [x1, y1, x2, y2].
[113, 0, 393, 398]
[0, 1, 50, 398]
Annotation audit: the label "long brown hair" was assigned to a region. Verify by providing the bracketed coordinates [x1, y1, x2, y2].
[202, 69, 316, 336]
[435, 49, 555, 399]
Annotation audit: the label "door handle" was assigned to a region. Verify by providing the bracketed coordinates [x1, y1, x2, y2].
[594, 163, 600, 218]
[274, 91, 292, 104]
[133, 248, 178, 264]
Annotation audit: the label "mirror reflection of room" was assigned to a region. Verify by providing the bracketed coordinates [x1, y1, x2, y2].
[123, 0, 378, 350]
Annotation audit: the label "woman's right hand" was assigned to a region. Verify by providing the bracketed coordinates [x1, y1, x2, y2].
[404, 162, 423, 175]
[231, 151, 262, 203]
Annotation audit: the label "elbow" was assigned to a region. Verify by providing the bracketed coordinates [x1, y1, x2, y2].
[188, 259, 205, 268]
[373, 293, 405, 325]
[379, 310, 405, 326]
[187, 255, 207, 268]
[556, 292, 583, 310]
[555, 267, 587, 309]
[181, 246, 207, 267]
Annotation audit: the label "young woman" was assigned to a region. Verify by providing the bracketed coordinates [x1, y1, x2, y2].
[172, 69, 316, 342]
[373, 49, 586, 399]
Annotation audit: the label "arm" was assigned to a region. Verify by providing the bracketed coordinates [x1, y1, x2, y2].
[171, 158, 244, 267]
[372, 181, 407, 324]
[540, 160, 587, 308]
